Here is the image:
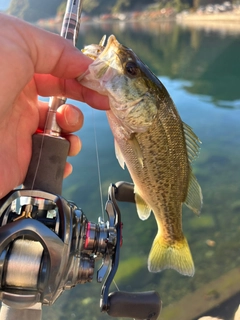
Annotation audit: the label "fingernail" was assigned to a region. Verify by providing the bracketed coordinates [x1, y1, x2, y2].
[65, 106, 80, 126]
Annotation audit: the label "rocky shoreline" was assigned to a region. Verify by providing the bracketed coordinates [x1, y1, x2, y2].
[177, 9, 240, 23]
[36, 2, 240, 30]
[175, 9, 240, 34]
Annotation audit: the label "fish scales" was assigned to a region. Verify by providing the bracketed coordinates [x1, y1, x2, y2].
[108, 107, 188, 235]
[79, 34, 202, 277]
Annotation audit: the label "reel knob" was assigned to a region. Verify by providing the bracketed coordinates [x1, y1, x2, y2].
[107, 291, 161, 320]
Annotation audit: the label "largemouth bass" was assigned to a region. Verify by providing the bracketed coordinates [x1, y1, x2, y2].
[79, 35, 203, 277]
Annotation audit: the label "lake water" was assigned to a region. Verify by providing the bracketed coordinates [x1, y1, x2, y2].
[43, 21, 240, 320]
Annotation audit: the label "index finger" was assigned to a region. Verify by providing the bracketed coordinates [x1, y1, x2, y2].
[34, 73, 109, 110]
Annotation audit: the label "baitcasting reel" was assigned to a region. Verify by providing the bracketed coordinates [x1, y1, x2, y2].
[0, 178, 161, 319]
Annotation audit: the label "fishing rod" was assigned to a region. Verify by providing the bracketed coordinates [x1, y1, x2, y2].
[0, 1, 161, 319]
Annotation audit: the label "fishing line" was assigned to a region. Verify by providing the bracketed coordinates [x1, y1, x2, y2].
[92, 109, 105, 220]
[92, 109, 121, 297]
[29, 119, 47, 191]
[30, 0, 78, 191]
[92, 112, 121, 295]
[113, 279, 120, 292]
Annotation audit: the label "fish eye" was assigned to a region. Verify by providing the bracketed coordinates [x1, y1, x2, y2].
[125, 61, 139, 77]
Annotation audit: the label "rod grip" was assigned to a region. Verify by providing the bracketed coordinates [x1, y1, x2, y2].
[107, 291, 161, 320]
[23, 134, 69, 195]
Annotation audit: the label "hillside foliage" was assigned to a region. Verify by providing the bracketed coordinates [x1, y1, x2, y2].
[6, 0, 226, 22]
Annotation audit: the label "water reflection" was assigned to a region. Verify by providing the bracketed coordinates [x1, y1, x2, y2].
[43, 21, 240, 320]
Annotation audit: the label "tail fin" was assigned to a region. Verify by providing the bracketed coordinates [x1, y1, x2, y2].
[148, 233, 195, 277]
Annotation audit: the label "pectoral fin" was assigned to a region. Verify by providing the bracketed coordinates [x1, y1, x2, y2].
[114, 134, 143, 169]
[185, 170, 203, 215]
[114, 140, 125, 169]
[134, 188, 151, 220]
[129, 135, 144, 168]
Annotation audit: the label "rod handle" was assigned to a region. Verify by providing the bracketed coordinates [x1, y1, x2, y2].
[23, 134, 69, 195]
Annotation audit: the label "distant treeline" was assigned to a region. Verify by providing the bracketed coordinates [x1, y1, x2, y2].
[7, 0, 233, 22]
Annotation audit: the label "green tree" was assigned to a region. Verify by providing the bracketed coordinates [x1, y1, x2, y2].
[8, 0, 62, 22]
[112, 0, 131, 13]
[83, 0, 100, 14]
[7, 0, 198, 22]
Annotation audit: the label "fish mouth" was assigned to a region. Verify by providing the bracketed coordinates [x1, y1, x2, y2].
[98, 35, 120, 59]
[90, 35, 123, 81]
[78, 35, 123, 95]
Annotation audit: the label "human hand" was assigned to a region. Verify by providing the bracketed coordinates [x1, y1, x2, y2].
[0, 13, 109, 198]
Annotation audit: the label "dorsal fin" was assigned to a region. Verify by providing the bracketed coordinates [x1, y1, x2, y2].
[183, 122, 201, 163]
[183, 122, 203, 215]
[185, 170, 203, 215]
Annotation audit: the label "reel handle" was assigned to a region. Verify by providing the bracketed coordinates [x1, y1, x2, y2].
[115, 181, 135, 203]
[107, 291, 161, 320]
